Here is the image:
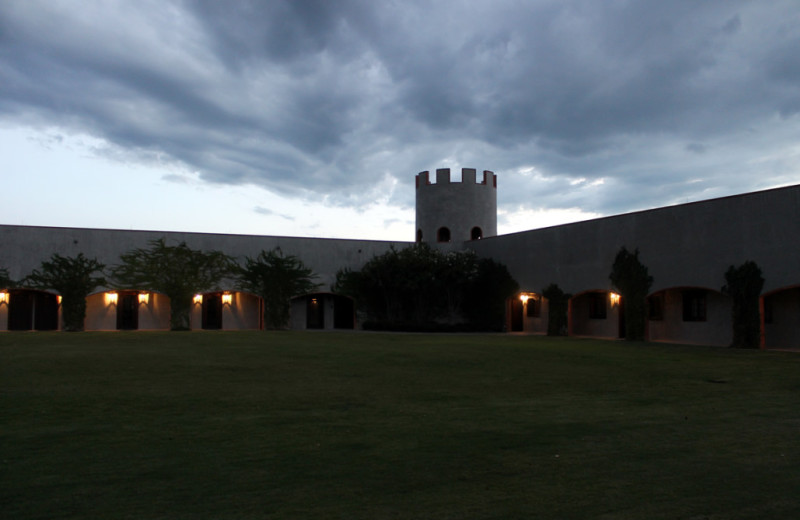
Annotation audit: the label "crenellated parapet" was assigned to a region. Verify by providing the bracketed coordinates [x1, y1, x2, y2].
[415, 168, 498, 244]
[415, 168, 496, 188]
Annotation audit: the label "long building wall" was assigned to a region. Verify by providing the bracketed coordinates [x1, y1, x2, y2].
[469, 185, 800, 296]
[0, 225, 410, 291]
[1, 184, 798, 346]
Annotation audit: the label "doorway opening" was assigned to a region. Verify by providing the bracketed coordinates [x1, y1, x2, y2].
[202, 292, 223, 330]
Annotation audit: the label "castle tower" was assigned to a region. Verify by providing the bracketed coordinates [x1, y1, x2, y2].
[415, 168, 497, 243]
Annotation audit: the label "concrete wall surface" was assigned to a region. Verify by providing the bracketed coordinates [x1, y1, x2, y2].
[85, 291, 171, 331]
[470, 184, 800, 296]
[647, 289, 733, 347]
[0, 225, 412, 291]
[569, 291, 621, 339]
[223, 292, 261, 330]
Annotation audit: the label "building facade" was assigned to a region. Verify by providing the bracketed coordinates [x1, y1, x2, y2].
[1, 171, 798, 349]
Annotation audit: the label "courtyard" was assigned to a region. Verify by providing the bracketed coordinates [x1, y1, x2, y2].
[2, 331, 799, 519]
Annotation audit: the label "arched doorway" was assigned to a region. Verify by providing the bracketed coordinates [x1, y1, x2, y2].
[646, 287, 732, 346]
[307, 296, 324, 329]
[202, 292, 223, 330]
[7, 289, 59, 331]
[116, 291, 140, 330]
[569, 290, 622, 339]
[190, 291, 262, 330]
[290, 293, 355, 330]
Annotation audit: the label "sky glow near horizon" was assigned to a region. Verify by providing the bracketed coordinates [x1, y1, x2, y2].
[1, 1, 799, 242]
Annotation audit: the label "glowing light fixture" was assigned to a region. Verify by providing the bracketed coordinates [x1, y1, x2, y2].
[519, 294, 530, 304]
[105, 292, 118, 305]
[221, 293, 232, 305]
[138, 292, 150, 305]
[609, 292, 621, 307]
[0, 291, 7, 304]
[57, 295, 63, 305]
[193, 294, 203, 304]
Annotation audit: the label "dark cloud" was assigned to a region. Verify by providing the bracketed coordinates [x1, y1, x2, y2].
[190, 0, 356, 67]
[0, 0, 798, 222]
[686, 143, 708, 154]
[253, 206, 294, 221]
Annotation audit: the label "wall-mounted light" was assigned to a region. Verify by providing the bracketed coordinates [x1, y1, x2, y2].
[0, 291, 8, 304]
[221, 293, 232, 305]
[193, 294, 203, 305]
[105, 292, 118, 306]
[57, 295, 63, 306]
[609, 292, 621, 307]
[519, 294, 530, 304]
[138, 292, 150, 305]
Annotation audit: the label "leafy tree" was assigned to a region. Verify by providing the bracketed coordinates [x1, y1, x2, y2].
[389, 245, 476, 324]
[333, 266, 384, 323]
[437, 249, 480, 322]
[23, 253, 106, 332]
[609, 247, 653, 341]
[542, 283, 571, 336]
[382, 245, 442, 323]
[463, 258, 519, 331]
[0, 267, 12, 288]
[334, 245, 443, 325]
[236, 248, 319, 329]
[359, 247, 405, 322]
[111, 239, 233, 330]
[722, 261, 764, 349]
[334, 244, 516, 331]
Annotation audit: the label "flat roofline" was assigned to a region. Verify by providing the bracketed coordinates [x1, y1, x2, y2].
[0, 223, 413, 246]
[493, 183, 800, 239]
[2, 183, 797, 245]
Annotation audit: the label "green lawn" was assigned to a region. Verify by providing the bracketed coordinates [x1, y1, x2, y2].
[2, 332, 800, 519]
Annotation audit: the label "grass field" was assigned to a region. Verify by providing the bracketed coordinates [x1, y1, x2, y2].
[2, 331, 800, 519]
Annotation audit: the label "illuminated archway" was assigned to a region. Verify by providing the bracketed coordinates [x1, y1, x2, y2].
[6, 289, 59, 331]
[569, 290, 622, 339]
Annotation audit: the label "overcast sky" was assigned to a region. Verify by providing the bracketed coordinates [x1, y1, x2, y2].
[1, 0, 799, 241]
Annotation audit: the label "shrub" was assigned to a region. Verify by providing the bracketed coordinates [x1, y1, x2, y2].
[722, 261, 764, 349]
[23, 253, 106, 332]
[542, 283, 571, 336]
[609, 247, 653, 341]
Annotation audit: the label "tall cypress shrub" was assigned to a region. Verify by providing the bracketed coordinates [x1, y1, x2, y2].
[542, 283, 571, 336]
[722, 261, 764, 349]
[609, 247, 653, 341]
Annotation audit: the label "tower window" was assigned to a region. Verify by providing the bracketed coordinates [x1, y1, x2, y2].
[437, 227, 451, 243]
[471, 227, 483, 240]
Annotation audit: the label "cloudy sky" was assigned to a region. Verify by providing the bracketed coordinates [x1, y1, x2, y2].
[1, 1, 799, 241]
